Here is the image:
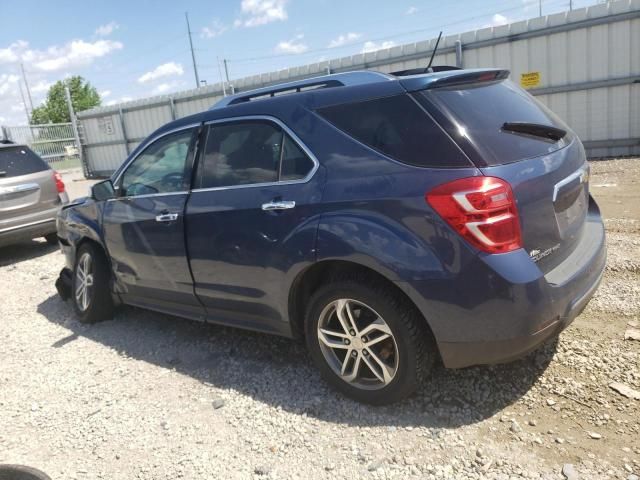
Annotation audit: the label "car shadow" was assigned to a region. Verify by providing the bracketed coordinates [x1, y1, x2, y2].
[0, 240, 58, 267]
[37, 294, 557, 428]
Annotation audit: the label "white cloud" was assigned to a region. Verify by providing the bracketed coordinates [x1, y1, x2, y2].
[235, 0, 287, 27]
[95, 22, 119, 37]
[487, 13, 510, 27]
[361, 40, 396, 54]
[274, 34, 307, 54]
[152, 83, 173, 95]
[31, 81, 51, 94]
[11, 104, 24, 113]
[15, 39, 124, 72]
[328, 32, 361, 48]
[138, 62, 184, 83]
[0, 73, 19, 95]
[406, 6, 419, 15]
[100, 89, 111, 98]
[201, 19, 227, 39]
[0, 40, 28, 63]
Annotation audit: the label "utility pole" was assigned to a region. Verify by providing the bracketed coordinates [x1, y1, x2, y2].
[185, 12, 200, 88]
[223, 59, 231, 84]
[20, 63, 34, 114]
[18, 81, 31, 125]
[539, 0, 542, 16]
[217, 57, 227, 96]
[569, 0, 573, 10]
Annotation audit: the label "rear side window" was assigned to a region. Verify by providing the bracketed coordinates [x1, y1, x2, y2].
[0, 146, 49, 178]
[316, 94, 470, 168]
[422, 79, 572, 165]
[196, 120, 315, 189]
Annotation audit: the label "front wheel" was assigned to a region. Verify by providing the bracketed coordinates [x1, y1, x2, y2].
[305, 279, 436, 405]
[72, 243, 114, 323]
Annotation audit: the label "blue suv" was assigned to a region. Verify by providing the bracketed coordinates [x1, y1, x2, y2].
[56, 69, 606, 404]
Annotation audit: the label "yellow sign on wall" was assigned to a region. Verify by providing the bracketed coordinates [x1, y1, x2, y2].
[520, 72, 541, 89]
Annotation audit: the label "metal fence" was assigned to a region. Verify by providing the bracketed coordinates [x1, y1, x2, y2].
[77, 0, 640, 177]
[1, 123, 81, 170]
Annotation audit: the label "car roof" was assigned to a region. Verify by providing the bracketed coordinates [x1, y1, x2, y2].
[0, 141, 28, 150]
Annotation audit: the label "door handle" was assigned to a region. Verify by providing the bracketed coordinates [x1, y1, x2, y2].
[155, 212, 179, 222]
[261, 200, 296, 211]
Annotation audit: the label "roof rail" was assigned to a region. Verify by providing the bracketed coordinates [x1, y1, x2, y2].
[210, 71, 393, 110]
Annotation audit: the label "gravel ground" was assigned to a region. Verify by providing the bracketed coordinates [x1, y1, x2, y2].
[1, 159, 639, 480]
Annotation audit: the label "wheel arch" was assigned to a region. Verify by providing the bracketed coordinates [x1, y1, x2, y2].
[288, 259, 440, 358]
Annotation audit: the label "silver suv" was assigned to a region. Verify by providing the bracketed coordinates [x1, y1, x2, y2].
[0, 141, 69, 247]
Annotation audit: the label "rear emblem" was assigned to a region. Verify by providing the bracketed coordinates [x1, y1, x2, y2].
[529, 244, 560, 262]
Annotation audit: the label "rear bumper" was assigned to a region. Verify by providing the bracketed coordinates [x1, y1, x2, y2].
[0, 218, 56, 247]
[398, 197, 607, 368]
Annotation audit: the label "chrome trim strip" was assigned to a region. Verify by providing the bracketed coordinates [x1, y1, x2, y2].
[106, 191, 188, 202]
[112, 122, 201, 187]
[190, 115, 319, 193]
[0, 217, 55, 234]
[0, 183, 40, 195]
[553, 164, 589, 202]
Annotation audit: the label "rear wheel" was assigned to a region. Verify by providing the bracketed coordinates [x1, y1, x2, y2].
[305, 279, 436, 405]
[72, 243, 114, 323]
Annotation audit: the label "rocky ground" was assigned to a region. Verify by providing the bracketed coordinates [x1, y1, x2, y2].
[0, 159, 638, 480]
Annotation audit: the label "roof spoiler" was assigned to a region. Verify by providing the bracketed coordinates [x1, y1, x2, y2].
[400, 68, 510, 92]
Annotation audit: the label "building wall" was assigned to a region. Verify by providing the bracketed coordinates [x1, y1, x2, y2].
[78, 0, 640, 177]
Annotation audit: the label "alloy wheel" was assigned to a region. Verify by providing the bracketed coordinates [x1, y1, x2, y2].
[75, 252, 94, 312]
[317, 298, 399, 390]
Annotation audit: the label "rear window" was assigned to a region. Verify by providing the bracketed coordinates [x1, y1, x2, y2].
[422, 80, 572, 166]
[316, 94, 470, 168]
[0, 146, 49, 178]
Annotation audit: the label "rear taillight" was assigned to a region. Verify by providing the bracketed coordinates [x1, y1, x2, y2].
[53, 171, 65, 194]
[426, 176, 522, 254]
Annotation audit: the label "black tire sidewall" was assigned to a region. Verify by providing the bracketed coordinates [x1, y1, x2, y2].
[71, 243, 112, 323]
[305, 281, 421, 405]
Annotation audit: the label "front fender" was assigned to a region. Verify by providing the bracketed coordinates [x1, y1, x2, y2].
[57, 198, 106, 267]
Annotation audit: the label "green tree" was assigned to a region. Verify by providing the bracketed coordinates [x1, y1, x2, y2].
[30, 76, 101, 124]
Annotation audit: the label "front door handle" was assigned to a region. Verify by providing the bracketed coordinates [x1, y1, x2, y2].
[261, 200, 296, 211]
[155, 212, 179, 222]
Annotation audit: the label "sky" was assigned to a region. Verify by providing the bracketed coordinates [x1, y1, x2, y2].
[0, 0, 602, 125]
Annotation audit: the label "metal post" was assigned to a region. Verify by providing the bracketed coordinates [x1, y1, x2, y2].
[455, 40, 463, 68]
[223, 59, 231, 84]
[217, 57, 227, 97]
[118, 108, 130, 155]
[1, 126, 8, 142]
[65, 86, 84, 169]
[539, 0, 542, 17]
[17, 81, 30, 125]
[185, 12, 200, 88]
[20, 63, 34, 116]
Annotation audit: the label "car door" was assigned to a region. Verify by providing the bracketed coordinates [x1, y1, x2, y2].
[102, 125, 206, 320]
[185, 117, 323, 334]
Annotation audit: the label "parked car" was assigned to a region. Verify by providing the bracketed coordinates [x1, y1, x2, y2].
[0, 141, 68, 248]
[55, 69, 606, 404]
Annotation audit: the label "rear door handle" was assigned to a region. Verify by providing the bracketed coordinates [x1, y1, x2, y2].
[261, 200, 296, 211]
[155, 212, 179, 222]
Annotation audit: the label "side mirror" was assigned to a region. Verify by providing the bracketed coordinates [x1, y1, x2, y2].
[91, 179, 116, 201]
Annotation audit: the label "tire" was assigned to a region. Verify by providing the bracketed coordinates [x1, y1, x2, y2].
[305, 277, 436, 405]
[44, 233, 58, 245]
[72, 242, 114, 323]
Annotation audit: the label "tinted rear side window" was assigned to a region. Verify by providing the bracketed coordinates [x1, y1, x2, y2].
[316, 94, 470, 168]
[0, 146, 49, 178]
[422, 79, 572, 166]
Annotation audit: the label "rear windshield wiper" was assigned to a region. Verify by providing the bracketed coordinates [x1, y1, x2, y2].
[501, 122, 567, 141]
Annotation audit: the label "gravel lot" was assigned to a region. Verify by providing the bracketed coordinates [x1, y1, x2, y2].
[1, 159, 639, 480]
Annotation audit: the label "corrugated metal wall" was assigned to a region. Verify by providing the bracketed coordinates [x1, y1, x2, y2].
[78, 0, 640, 177]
